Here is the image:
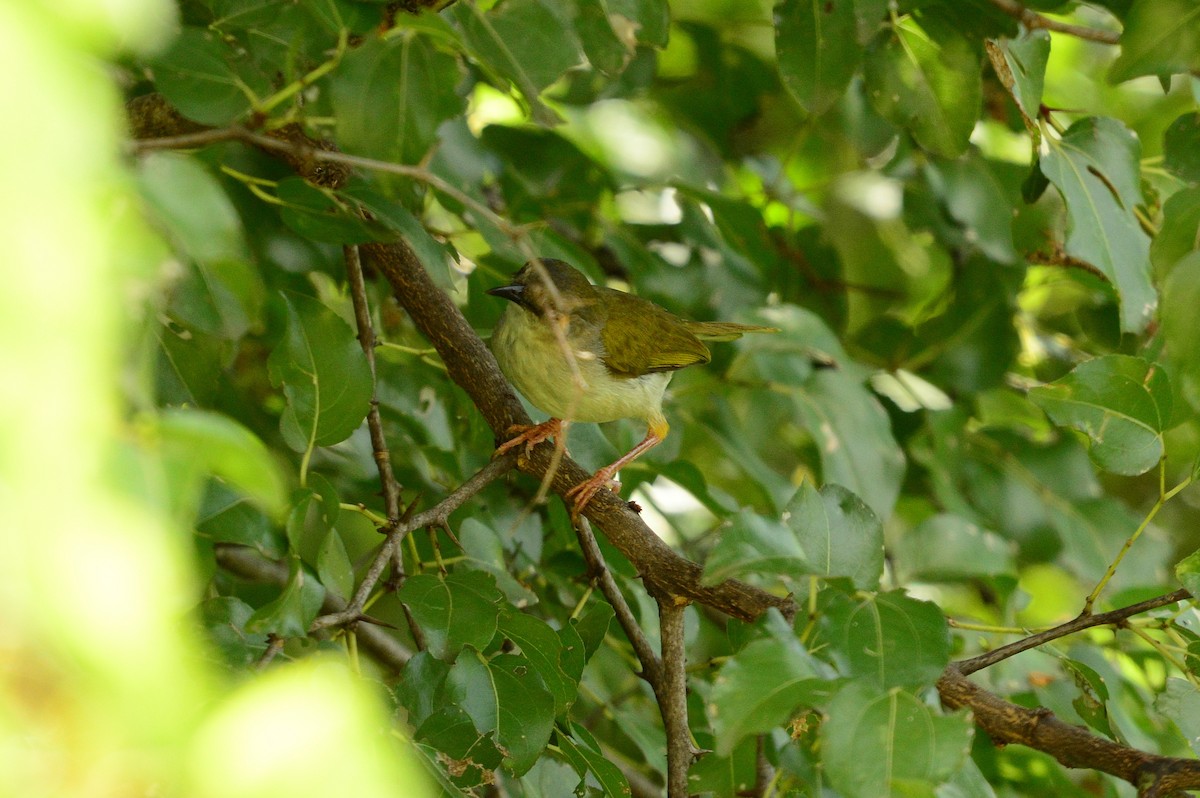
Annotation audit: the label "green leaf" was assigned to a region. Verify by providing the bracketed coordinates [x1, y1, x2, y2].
[863, 15, 981, 157]
[148, 27, 258, 125]
[894, 514, 1016, 583]
[1157, 678, 1200, 756]
[776, 0, 863, 115]
[708, 611, 833, 755]
[201, 596, 265, 669]
[497, 610, 579, 715]
[415, 706, 504, 790]
[702, 509, 805, 585]
[268, 291, 374, 452]
[992, 29, 1049, 134]
[329, 33, 464, 164]
[394, 650, 451, 729]
[1164, 111, 1200, 184]
[275, 178, 391, 244]
[454, 0, 582, 125]
[1040, 116, 1155, 333]
[137, 151, 247, 265]
[794, 369, 905, 520]
[1109, 0, 1200, 84]
[341, 184, 456, 289]
[1176, 548, 1200, 597]
[821, 590, 950, 689]
[316, 529, 355, 600]
[446, 649, 556, 776]
[784, 481, 884, 590]
[1029, 355, 1171, 476]
[555, 723, 630, 797]
[1161, 252, 1200, 412]
[196, 483, 281, 554]
[822, 682, 973, 798]
[396, 571, 504, 660]
[1151, 187, 1200, 279]
[571, 601, 614, 661]
[575, 0, 635, 76]
[246, 556, 326, 637]
[157, 408, 288, 519]
[924, 154, 1019, 265]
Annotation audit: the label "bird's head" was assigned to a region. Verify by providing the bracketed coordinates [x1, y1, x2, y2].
[487, 258, 597, 317]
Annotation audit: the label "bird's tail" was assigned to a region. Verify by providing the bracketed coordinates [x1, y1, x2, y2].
[683, 321, 780, 342]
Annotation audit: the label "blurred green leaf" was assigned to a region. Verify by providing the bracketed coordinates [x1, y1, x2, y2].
[329, 32, 464, 164]
[783, 481, 883, 590]
[895, 514, 1016, 583]
[316, 528, 355, 600]
[1161, 252, 1200, 413]
[702, 509, 805, 585]
[1164, 111, 1200, 184]
[575, 0, 634, 76]
[863, 15, 980, 157]
[1156, 678, 1200, 756]
[201, 596, 266, 669]
[776, 0, 862, 116]
[454, 0, 582, 124]
[157, 407, 288, 518]
[268, 291, 374, 452]
[148, 27, 259, 124]
[823, 682, 973, 798]
[1151, 187, 1200, 278]
[397, 571, 505, 660]
[794, 369, 905, 520]
[1029, 355, 1171, 476]
[1040, 116, 1154, 333]
[446, 649, 556, 775]
[1109, 0, 1200, 83]
[993, 29, 1049, 133]
[821, 590, 950, 689]
[555, 723, 630, 796]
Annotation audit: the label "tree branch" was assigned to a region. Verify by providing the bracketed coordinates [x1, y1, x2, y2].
[956, 588, 1191, 675]
[939, 665, 1200, 796]
[574, 517, 662, 687]
[657, 600, 700, 798]
[214, 543, 412, 672]
[987, 0, 1120, 44]
[309, 454, 515, 631]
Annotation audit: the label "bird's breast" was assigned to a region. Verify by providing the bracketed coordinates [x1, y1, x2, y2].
[491, 307, 672, 424]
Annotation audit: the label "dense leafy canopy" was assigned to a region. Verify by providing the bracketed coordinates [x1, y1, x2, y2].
[8, 0, 1200, 796]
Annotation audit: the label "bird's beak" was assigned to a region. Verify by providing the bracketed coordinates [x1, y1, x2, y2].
[487, 284, 525, 305]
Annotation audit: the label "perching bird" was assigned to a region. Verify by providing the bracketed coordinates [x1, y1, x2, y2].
[488, 258, 776, 515]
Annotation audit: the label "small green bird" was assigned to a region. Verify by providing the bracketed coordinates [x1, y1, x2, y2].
[488, 258, 776, 515]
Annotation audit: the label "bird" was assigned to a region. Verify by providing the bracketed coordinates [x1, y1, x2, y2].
[487, 258, 777, 516]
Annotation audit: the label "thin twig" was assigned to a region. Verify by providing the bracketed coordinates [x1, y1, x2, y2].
[657, 600, 699, 798]
[309, 454, 516, 631]
[214, 543, 411, 671]
[956, 588, 1191, 675]
[256, 634, 286, 670]
[573, 517, 662, 687]
[986, 0, 1120, 44]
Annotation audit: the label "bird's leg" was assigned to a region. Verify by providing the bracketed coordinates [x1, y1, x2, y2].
[495, 418, 565, 459]
[566, 418, 668, 517]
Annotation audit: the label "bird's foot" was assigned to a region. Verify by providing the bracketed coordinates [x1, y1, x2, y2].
[495, 418, 564, 459]
[565, 468, 622, 519]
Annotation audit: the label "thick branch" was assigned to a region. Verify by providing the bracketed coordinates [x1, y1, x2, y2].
[657, 600, 699, 798]
[939, 665, 1200, 796]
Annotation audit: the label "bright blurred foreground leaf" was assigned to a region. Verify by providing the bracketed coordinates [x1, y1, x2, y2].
[268, 291, 373, 452]
[1040, 116, 1155, 333]
[1029, 355, 1171, 476]
[822, 682, 973, 798]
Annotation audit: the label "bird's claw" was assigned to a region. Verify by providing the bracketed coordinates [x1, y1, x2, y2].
[495, 419, 564, 460]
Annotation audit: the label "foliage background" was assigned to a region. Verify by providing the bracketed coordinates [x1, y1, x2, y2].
[6, 0, 1200, 796]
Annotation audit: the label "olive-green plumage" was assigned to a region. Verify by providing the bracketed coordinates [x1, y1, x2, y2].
[487, 258, 776, 513]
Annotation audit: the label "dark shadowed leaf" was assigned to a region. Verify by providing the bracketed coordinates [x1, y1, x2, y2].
[246, 556, 326, 636]
[776, 0, 863, 115]
[397, 571, 505, 660]
[1109, 0, 1200, 83]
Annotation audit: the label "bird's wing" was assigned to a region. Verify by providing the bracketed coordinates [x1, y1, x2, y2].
[597, 292, 711, 376]
[683, 320, 780, 342]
